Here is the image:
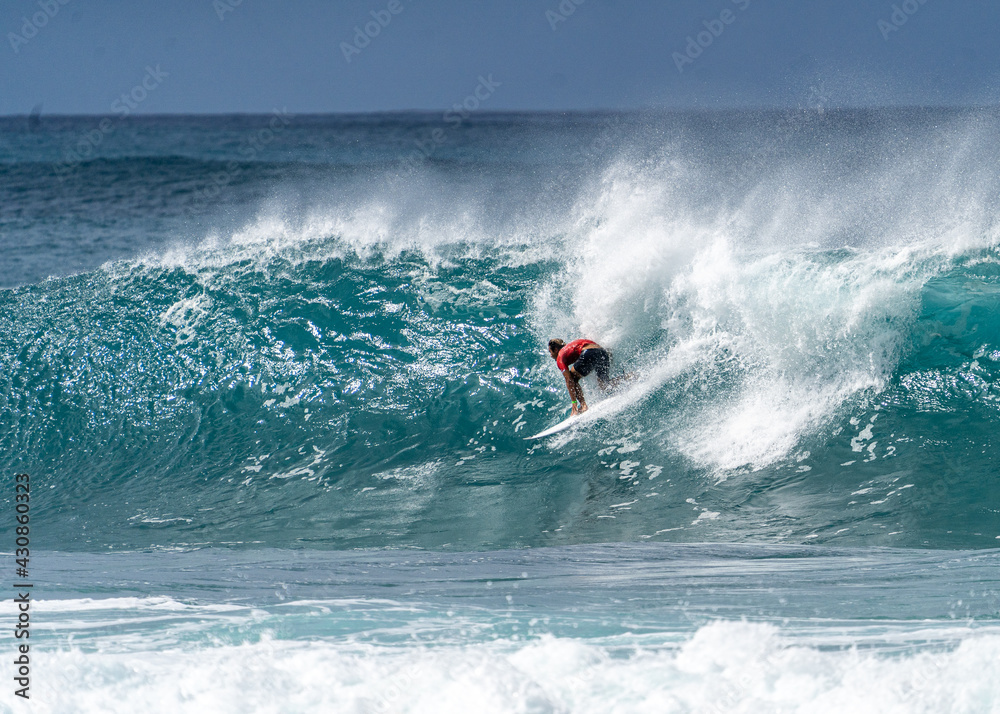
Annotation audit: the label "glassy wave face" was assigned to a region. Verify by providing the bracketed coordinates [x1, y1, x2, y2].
[2, 110, 999, 550]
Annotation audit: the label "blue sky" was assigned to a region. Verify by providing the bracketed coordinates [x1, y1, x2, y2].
[3, 0, 997, 114]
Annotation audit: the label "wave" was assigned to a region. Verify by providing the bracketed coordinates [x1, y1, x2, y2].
[14, 617, 1000, 713]
[3, 111, 1000, 551]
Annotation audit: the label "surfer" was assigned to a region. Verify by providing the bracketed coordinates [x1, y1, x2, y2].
[548, 338, 618, 415]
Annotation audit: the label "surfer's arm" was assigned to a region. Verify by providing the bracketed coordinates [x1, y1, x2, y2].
[562, 369, 587, 415]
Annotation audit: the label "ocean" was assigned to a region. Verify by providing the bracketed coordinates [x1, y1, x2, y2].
[1, 109, 999, 712]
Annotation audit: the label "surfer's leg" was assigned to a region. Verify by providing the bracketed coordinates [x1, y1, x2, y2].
[593, 349, 612, 390]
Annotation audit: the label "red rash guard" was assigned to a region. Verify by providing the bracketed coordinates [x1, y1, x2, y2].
[556, 339, 596, 371]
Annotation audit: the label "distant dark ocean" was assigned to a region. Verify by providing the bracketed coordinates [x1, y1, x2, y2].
[1, 110, 999, 711]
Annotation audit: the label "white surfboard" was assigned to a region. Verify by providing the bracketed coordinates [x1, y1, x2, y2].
[525, 391, 630, 440]
[525, 413, 578, 440]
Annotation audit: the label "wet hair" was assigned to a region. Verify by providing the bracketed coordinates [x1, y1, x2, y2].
[548, 338, 565, 353]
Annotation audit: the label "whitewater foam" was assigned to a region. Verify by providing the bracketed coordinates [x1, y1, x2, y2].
[9, 620, 1000, 714]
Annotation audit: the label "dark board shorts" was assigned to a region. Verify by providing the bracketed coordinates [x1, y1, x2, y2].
[572, 348, 611, 381]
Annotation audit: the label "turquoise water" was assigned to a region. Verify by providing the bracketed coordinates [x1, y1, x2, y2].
[12, 546, 1000, 711]
[1, 110, 999, 711]
[3, 241, 1000, 551]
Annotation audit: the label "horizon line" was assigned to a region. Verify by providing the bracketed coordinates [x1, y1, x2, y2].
[3, 104, 999, 119]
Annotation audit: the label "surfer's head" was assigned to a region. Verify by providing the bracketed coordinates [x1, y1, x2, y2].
[548, 338, 565, 358]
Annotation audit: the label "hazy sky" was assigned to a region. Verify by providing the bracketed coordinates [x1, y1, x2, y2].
[3, 0, 997, 114]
